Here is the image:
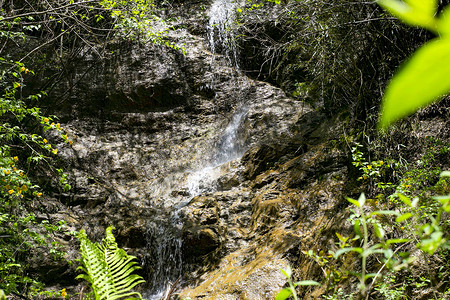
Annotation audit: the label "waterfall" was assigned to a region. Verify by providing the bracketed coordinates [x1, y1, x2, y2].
[207, 0, 239, 67]
[144, 0, 246, 297]
[143, 212, 183, 300]
[185, 107, 247, 196]
[212, 108, 247, 165]
[183, 0, 247, 197]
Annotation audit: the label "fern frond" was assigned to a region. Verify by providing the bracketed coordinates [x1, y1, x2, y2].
[77, 227, 145, 300]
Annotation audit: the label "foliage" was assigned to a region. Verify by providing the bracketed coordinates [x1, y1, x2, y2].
[236, 0, 427, 118]
[0, 0, 183, 63]
[76, 227, 145, 300]
[293, 169, 449, 298]
[97, 0, 183, 51]
[278, 5, 450, 287]
[0, 0, 182, 296]
[275, 265, 319, 300]
[351, 142, 398, 190]
[378, 0, 450, 128]
[0, 58, 74, 295]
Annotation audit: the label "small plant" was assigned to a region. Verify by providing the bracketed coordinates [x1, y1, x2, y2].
[76, 227, 145, 300]
[351, 142, 397, 190]
[275, 265, 319, 300]
[333, 194, 412, 297]
[374, 273, 407, 300]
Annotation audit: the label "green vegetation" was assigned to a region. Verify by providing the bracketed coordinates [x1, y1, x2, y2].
[276, 266, 319, 300]
[379, 0, 450, 128]
[1, 0, 449, 298]
[277, 141, 450, 298]
[276, 0, 450, 298]
[76, 227, 145, 300]
[0, 0, 176, 297]
[0, 59, 73, 295]
[236, 0, 427, 119]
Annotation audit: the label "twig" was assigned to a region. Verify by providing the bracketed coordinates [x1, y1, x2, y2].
[164, 276, 181, 300]
[0, 0, 98, 23]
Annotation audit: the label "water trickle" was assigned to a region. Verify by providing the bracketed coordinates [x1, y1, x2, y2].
[185, 106, 247, 197]
[207, 0, 239, 67]
[212, 107, 247, 165]
[143, 212, 183, 299]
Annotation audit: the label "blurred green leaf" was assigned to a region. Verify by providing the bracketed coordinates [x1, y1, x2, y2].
[440, 171, 450, 177]
[275, 288, 292, 300]
[438, 5, 450, 36]
[335, 247, 362, 258]
[398, 193, 412, 207]
[373, 223, 385, 239]
[354, 219, 362, 237]
[379, 39, 450, 128]
[294, 280, 320, 286]
[378, 0, 437, 31]
[280, 266, 292, 279]
[347, 197, 360, 208]
[396, 213, 413, 222]
[386, 238, 409, 245]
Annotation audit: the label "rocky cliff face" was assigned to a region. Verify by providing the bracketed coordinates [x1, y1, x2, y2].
[29, 0, 356, 299]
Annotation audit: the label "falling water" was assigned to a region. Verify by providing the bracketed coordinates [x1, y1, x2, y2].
[185, 107, 247, 196]
[144, 0, 245, 297]
[185, 0, 247, 196]
[207, 0, 239, 67]
[143, 212, 183, 300]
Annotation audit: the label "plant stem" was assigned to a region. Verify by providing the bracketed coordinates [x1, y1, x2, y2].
[360, 206, 368, 297]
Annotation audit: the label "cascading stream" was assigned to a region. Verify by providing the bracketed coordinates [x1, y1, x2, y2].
[143, 212, 183, 300]
[144, 0, 246, 297]
[184, 0, 247, 197]
[207, 0, 239, 67]
[186, 106, 248, 196]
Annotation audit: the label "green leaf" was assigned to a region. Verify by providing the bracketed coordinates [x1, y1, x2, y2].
[369, 210, 399, 217]
[379, 38, 450, 128]
[362, 248, 385, 257]
[420, 231, 444, 254]
[396, 213, 413, 222]
[358, 193, 366, 207]
[434, 195, 450, 212]
[335, 232, 349, 243]
[76, 227, 145, 299]
[275, 288, 292, 300]
[280, 266, 292, 279]
[378, 0, 437, 31]
[407, 0, 437, 17]
[373, 222, 385, 239]
[334, 247, 362, 258]
[386, 238, 409, 245]
[438, 5, 450, 36]
[294, 280, 320, 286]
[354, 219, 362, 237]
[347, 197, 360, 208]
[440, 171, 450, 177]
[398, 193, 412, 207]
[364, 273, 378, 280]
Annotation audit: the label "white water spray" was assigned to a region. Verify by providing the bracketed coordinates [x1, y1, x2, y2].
[207, 0, 239, 67]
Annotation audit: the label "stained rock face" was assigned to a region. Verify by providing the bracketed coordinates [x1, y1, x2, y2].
[178, 111, 351, 299]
